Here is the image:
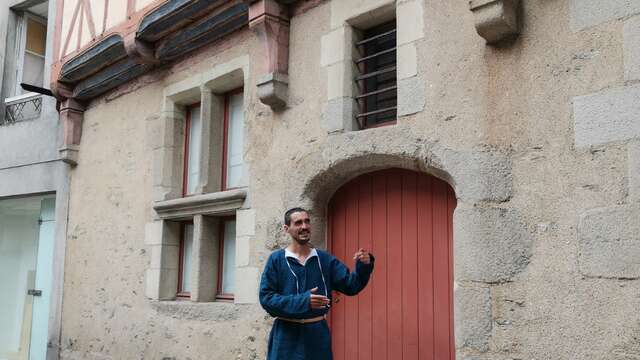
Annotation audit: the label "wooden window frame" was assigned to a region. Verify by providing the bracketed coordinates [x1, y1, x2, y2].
[216, 216, 236, 301]
[177, 220, 194, 299]
[182, 102, 201, 197]
[14, 11, 47, 97]
[220, 88, 244, 191]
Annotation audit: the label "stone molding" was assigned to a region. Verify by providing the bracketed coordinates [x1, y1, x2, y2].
[248, 0, 291, 110]
[469, 0, 520, 45]
[155, 57, 249, 202]
[153, 188, 247, 219]
[57, 98, 85, 166]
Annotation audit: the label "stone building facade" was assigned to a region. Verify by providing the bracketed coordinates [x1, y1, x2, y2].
[45, 0, 640, 359]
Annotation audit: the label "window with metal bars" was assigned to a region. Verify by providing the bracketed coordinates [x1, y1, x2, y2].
[355, 21, 397, 129]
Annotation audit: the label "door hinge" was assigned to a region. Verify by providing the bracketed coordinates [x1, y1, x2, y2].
[27, 289, 42, 296]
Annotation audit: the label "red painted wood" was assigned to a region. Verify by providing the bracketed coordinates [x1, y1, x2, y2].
[433, 180, 451, 359]
[328, 169, 456, 360]
[448, 186, 456, 360]
[331, 192, 347, 360]
[358, 176, 373, 360]
[418, 176, 434, 360]
[371, 172, 388, 360]
[345, 181, 360, 360]
[402, 172, 419, 359]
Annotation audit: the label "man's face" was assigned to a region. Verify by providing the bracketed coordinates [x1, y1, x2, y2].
[284, 211, 311, 245]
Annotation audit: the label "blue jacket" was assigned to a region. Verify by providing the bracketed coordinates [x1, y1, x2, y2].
[259, 248, 375, 360]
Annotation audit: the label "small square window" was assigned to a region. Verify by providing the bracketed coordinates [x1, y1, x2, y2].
[354, 20, 397, 129]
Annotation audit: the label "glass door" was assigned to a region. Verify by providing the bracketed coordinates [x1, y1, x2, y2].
[0, 196, 54, 360]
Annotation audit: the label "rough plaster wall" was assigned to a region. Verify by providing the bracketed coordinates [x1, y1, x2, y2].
[62, 29, 271, 360]
[61, 1, 640, 360]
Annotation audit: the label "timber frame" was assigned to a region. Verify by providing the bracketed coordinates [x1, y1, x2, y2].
[52, 0, 295, 164]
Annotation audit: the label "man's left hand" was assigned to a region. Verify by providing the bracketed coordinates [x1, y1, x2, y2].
[353, 248, 372, 265]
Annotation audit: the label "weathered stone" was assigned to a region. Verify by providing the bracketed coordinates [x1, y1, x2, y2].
[149, 244, 179, 269]
[454, 207, 532, 283]
[397, 75, 426, 117]
[320, 26, 349, 67]
[397, 0, 425, 45]
[330, 0, 395, 30]
[578, 204, 640, 279]
[235, 235, 252, 267]
[438, 149, 513, 203]
[327, 62, 353, 100]
[397, 43, 417, 80]
[624, 16, 640, 81]
[322, 97, 355, 132]
[145, 268, 179, 300]
[573, 84, 640, 148]
[571, 0, 640, 31]
[455, 284, 491, 352]
[291, 126, 512, 205]
[191, 215, 219, 302]
[236, 209, 256, 237]
[235, 266, 260, 304]
[629, 141, 640, 203]
[469, 0, 520, 44]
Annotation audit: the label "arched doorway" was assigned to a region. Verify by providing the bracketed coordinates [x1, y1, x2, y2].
[327, 168, 456, 360]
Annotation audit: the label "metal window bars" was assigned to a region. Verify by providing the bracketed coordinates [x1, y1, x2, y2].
[1, 94, 43, 126]
[354, 22, 397, 130]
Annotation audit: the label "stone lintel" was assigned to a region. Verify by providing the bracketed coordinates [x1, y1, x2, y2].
[249, 0, 290, 111]
[153, 189, 247, 219]
[469, 0, 520, 45]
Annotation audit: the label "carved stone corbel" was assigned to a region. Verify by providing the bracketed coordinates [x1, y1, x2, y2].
[248, 0, 290, 111]
[124, 32, 160, 64]
[58, 98, 85, 166]
[469, 0, 520, 45]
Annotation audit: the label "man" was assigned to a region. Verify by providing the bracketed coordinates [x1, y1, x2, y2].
[259, 207, 374, 360]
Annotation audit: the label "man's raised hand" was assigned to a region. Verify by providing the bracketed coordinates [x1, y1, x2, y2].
[309, 287, 330, 309]
[353, 248, 372, 265]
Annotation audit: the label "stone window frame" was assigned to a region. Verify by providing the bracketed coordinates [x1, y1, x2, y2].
[146, 56, 258, 304]
[320, 0, 425, 133]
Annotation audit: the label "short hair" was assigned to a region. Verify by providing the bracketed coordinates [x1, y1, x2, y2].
[284, 207, 308, 226]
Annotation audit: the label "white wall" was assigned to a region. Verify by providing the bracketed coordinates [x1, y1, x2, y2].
[0, 210, 39, 354]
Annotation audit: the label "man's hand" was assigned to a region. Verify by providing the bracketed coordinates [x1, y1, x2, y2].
[309, 287, 330, 309]
[353, 248, 372, 265]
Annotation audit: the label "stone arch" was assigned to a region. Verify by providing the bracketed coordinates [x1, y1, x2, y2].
[280, 126, 531, 357]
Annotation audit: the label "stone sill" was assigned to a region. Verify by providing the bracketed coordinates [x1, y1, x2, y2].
[153, 188, 247, 220]
[150, 300, 253, 322]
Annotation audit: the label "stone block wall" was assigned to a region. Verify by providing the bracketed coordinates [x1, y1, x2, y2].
[58, 1, 640, 359]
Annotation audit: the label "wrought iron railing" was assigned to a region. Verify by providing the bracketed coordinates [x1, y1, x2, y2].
[1, 93, 43, 126]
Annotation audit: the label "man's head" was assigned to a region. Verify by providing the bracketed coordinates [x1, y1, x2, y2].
[283, 207, 311, 245]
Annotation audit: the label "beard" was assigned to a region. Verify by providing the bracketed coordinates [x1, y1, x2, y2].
[293, 231, 311, 245]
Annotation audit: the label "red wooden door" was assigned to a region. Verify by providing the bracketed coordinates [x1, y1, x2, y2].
[328, 168, 456, 360]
